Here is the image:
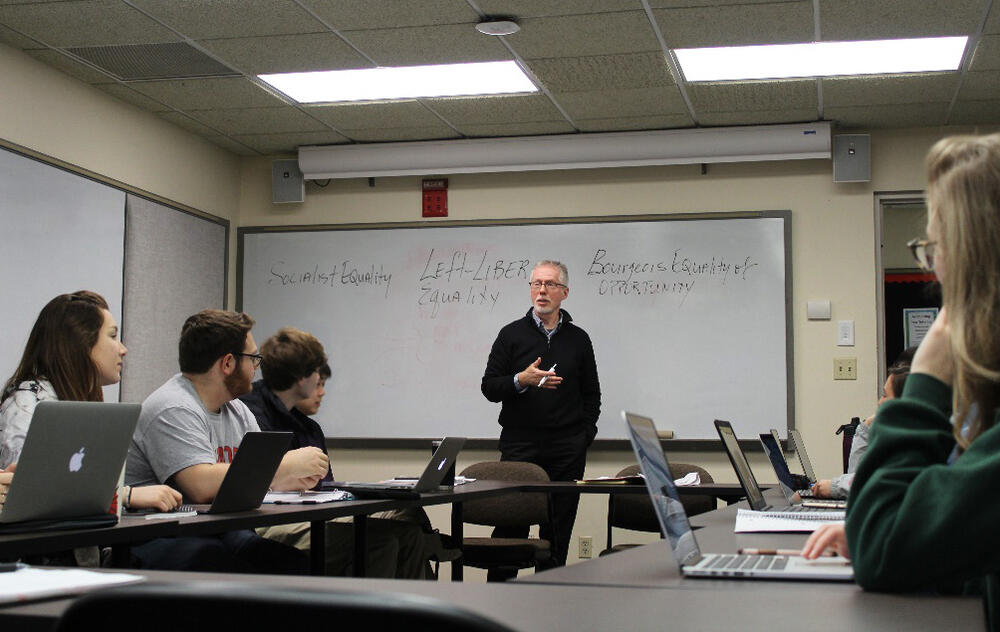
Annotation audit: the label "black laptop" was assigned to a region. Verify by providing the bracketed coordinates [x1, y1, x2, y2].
[333, 437, 466, 499]
[197, 431, 292, 514]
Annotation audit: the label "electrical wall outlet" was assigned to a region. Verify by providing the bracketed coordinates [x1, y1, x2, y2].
[579, 535, 593, 559]
[834, 357, 857, 380]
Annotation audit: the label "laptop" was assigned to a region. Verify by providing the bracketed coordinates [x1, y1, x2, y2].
[333, 437, 466, 499]
[714, 420, 843, 517]
[624, 411, 853, 581]
[759, 433, 846, 510]
[788, 428, 818, 484]
[195, 431, 293, 514]
[1, 401, 140, 525]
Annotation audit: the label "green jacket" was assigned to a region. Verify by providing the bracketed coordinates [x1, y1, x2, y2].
[847, 372, 996, 628]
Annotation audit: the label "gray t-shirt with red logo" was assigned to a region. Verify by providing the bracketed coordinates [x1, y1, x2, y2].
[126, 373, 259, 490]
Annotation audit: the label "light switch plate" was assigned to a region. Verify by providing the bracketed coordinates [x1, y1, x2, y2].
[837, 320, 855, 346]
[834, 357, 857, 380]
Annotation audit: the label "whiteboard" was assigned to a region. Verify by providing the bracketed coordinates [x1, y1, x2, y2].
[0, 147, 125, 402]
[240, 214, 791, 440]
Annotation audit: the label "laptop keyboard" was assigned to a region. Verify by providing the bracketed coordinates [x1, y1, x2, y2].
[707, 554, 788, 571]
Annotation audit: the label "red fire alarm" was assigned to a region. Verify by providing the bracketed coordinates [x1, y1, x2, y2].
[422, 178, 448, 217]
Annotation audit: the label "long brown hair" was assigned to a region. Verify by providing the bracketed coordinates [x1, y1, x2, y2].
[2, 291, 110, 403]
[925, 133, 1000, 448]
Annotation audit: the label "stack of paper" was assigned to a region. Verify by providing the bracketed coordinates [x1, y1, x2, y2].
[734, 508, 845, 533]
[0, 567, 144, 603]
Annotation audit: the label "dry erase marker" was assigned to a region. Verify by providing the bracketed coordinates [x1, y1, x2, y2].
[538, 363, 558, 386]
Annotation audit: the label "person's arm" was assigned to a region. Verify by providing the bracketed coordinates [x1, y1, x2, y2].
[846, 421, 870, 473]
[482, 331, 518, 402]
[0, 391, 38, 469]
[134, 406, 223, 502]
[270, 447, 330, 491]
[846, 373, 1000, 591]
[126, 484, 183, 512]
[0, 464, 16, 511]
[579, 334, 601, 441]
[170, 463, 230, 504]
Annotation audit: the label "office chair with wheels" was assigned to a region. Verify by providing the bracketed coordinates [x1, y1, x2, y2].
[56, 582, 516, 632]
[601, 463, 714, 556]
[458, 461, 553, 580]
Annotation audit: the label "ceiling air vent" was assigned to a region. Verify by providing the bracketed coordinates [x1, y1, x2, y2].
[65, 42, 238, 81]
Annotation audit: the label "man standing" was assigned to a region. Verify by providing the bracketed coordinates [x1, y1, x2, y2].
[126, 310, 329, 573]
[239, 328, 428, 578]
[481, 260, 601, 580]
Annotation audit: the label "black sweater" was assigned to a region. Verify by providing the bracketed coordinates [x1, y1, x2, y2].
[481, 309, 601, 440]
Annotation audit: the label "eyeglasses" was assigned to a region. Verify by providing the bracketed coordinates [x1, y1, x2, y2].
[236, 352, 263, 369]
[529, 281, 567, 291]
[906, 238, 937, 272]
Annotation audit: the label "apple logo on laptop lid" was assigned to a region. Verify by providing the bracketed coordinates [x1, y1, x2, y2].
[68, 447, 85, 472]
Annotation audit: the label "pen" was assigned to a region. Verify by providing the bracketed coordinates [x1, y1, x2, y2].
[0, 562, 26, 572]
[538, 363, 558, 386]
[738, 548, 835, 557]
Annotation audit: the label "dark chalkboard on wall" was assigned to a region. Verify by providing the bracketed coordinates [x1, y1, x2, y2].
[239, 212, 791, 441]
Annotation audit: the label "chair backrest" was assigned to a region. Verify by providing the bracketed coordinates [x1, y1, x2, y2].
[459, 461, 550, 528]
[57, 582, 516, 632]
[611, 463, 715, 532]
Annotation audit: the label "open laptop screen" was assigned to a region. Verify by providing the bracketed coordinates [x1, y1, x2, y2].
[623, 411, 700, 567]
[714, 420, 767, 510]
[789, 429, 817, 483]
[759, 432, 798, 503]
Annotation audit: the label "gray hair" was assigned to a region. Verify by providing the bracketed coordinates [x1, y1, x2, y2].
[533, 260, 569, 286]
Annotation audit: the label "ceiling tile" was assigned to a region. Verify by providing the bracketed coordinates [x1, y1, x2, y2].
[687, 80, 817, 112]
[957, 71, 1000, 100]
[156, 110, 226, 136]
[475, 1, 642, 18]
[652, 2, 813, 48]
[970, 35, 1000, 71]
[823, 102, 949, 128]
[197, 33, 372, 74]
[822, 74, 961, 107]
[94, 83, 171, 111]
[458, 121, 577, 137]
[525, 52, 674, 93]
[339, 126, 461, 142]
[648, 0, 795, 6]
[343, 23, 512, 65]
[0, 23, 39, 48]
[127, 77, 287, 110]
[301, 0, 480, 30]
[553, 86, 688, 119]
[187, 106, 330, 135]
[698, 108, 819, 126]
[24, 48, 115, 83]
[509, 12, 659, 58]
[818, 0, 987, 40]
[306, 100, 442, 129]
[575, 113, 695, 131]
[424, 94, 565, 124]
[949, 99, 1000, 124]
[987, 4, 1000, 34]
[231, 131, 351, 155]
[0, 0, 178, 47]
[129, 0, 326, 39]
[203, 135, 260, 156]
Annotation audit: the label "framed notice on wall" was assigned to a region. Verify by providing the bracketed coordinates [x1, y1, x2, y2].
[904, 307, 939, 349]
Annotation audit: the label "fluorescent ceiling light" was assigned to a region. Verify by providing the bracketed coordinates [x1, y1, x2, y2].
[259, 60, 537, 103]
[675, 36, 969, 82]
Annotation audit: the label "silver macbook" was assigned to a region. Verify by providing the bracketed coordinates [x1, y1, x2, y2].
[333, 437, 466, 499]
[1, 401, 140, 524]
[788, 428, 818, 484]
[624, 411, 853, 581]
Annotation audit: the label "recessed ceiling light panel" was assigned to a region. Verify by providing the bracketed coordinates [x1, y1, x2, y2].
[676, 36, 969, 82]
[259, 60, 537, 104]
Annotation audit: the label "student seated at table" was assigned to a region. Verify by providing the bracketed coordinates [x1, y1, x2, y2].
[0, 291, 182, 565]
[239, 328, 429, 578]
[803, 133, 1000, 631]
[810, 348, 914, 499]
[125, 309, 329, 574]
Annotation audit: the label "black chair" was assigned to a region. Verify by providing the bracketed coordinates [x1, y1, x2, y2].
[601, 463, 715, 556]
[56, 582, 516, 632]
[458, 461, 553, 580]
